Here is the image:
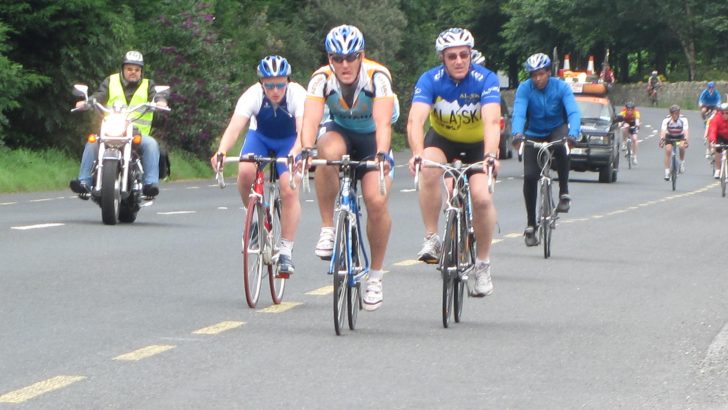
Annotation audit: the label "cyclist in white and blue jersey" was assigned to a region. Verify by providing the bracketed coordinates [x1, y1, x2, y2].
[212, 55, 305, 275]
[298, 25, 398, 311]
[407, 28, 501, 297]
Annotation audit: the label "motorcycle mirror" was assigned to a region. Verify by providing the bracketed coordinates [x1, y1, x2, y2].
[154, 85, 170, 95]
[73, 84, 89, 98]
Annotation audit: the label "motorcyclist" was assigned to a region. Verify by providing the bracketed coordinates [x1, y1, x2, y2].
[70, 50, 167, 198]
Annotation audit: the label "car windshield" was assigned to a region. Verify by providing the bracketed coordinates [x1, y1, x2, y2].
[577, 100, 611, 121]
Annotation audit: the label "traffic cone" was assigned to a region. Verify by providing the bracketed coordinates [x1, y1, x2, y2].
[563, 54, 571, 70]
[586, 55, 595, 75]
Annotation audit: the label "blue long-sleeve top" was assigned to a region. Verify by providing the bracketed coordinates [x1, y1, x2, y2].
[698, 89, 721, 107]
[511, 77, 581, 139]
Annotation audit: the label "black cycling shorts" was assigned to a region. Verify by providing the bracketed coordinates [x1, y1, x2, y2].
[424, 128, 484, 164]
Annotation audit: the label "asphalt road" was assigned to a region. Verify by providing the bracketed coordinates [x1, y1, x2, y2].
[2, 107, 728, 409]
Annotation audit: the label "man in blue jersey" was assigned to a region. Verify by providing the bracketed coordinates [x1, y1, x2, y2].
[212, 55, 305, 275]
[407, 28, 501, 297]
[511, 53, 581, 247]
[298, 25, 397, 311]
[699, 81, 721, 120]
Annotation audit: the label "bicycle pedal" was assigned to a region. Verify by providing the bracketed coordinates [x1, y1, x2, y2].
[276, 272, 290, 279]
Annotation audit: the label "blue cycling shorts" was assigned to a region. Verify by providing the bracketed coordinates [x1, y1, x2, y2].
[240, 129, 296, 176]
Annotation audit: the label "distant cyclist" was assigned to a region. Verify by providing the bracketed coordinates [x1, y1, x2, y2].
[211, 55, 305, 275]
[647, 70, 662, 99]
[659, 104, 690, 180]
[511, 53, 580, 247]
[619, 102, 641, 164]
[698, 81, 721, 120]
[407, 28, 501, 297]
[707, 103, 728, 179]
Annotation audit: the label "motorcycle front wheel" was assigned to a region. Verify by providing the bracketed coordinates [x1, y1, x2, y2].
[101, 159, 121, 225]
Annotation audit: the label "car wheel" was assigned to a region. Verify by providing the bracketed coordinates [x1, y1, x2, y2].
[599, 160, 614, 183]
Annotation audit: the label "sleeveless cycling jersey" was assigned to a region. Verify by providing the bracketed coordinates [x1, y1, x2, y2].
[306, 58, 397, 134]
[661, 115, 689, 137]
[233, 82, 306, 139]
[619, 108, 640, 125]
[412, 64, 500, 143]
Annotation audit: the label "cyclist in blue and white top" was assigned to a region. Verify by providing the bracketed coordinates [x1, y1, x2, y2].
[407, 28, 501, 297]
[699, 81, 721, 120]
[212, 55, 305, 275]
[511, 52, 581, 247]
[298, 25, 397, 312]
[659, 104, 690, 180]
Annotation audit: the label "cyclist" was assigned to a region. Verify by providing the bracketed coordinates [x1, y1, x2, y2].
[698, 81, 721, 120]
[619, 102, 641, 164]
[707, 103, 728, 179]
[599, 62, 615, 89]
[647, 70, 662, 101]
[659, 104, 690, 180]
[298, 25, 397, 311]
[211, 55, 305, 275]
[407, 28, 501, 297]
[511, 53, 581, 247]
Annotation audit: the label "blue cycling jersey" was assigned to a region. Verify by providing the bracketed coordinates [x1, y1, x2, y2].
[234, 82, 306, 139]
[698, 89, 721, 107]
[511, 77, 581, 139]
[412, 64, 500, 143]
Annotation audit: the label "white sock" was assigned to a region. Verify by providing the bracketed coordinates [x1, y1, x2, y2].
[278, 239, 294, 256]
[368, 269, 383, 281]
[476, 258, 490, 266]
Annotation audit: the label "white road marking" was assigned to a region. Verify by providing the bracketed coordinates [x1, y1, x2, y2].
[393, 259, 419, 266]
[11, 223, 64, 230]
[186, 186, 200, 190]
[29, 198, 54, 203]
[157, 211, 196, 215]
[400, 188, 416, 193]
[0, 202, 17, 206]
[113, 345, 175, 361]
[217, 206, 228, 210]
[701, 323, 728, 373]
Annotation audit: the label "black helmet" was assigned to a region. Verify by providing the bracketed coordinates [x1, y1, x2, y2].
[625, 101, 635, 109]
[669, 104, 680, 113]
[122, 50, 144, 68]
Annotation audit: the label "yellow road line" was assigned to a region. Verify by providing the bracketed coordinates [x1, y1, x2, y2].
[0, 375, 86, 404]
[504, 232, 521, 238]
[192, 321, 244, 335]
[113, 344, 175, 361]
[258, 301, 302, 313]
[491, 239, 503, 244]
[393, 259, 419, 266]
[306, 286, 332, 296]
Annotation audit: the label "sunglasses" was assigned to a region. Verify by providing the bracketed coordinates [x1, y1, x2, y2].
[263, 82, 287, 90]
[444, 51, 471, 61]
[330, 52, 361, 64]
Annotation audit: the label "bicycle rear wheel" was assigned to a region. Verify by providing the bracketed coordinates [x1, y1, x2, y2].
[453, 215, 471, 323]
[440, 209, 458, 328]
[243, 198, 263, 308]
[331, 211, 348, 335]
[268, 195, 286, 304]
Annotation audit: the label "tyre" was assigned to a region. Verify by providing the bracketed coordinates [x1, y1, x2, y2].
[626, 140, 632, 170]
[671, 154, 678, 191]
[268, 196, 286, 304]
[331, 212, 348, 335]
[721, 160, 726, 198]
[599, 159, 614, 183]
[243, 199, 263, 308]
[540, 183, 552, 259]
[440, 209, 457, 328]
[347, 221, 363, 330]
[100, 159, 120, 225]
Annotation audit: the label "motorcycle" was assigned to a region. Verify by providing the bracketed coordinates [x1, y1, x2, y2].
[71, 84, 170, 225]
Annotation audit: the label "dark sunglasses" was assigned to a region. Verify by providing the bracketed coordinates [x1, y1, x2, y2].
[330, 52, 361, 64]
[445, 51, 470, 61]
[263, 82, 287, 90]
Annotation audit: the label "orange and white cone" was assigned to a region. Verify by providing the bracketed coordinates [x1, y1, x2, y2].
[586, 55, 595, 75]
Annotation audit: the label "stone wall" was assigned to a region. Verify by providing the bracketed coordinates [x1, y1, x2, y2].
[500, 81, 728, 110]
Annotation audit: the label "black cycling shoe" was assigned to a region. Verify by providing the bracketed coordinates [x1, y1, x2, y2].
[556, 194, 571, 213]
[142, 184, 159, 197]
[524, 226, 539, 247]
[69, 179, 91, 199]
[277, 254, 295, 275]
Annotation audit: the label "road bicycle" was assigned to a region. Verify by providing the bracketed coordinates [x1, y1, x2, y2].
[216, 153, 295, 308]
[306, 154, 387, 335]
[715, 143, 728, 197]
[624, 126, 637, 169]
[524, 138, 568, 259]
[662, 137, 684, 191]
[414, 157, 495, 328]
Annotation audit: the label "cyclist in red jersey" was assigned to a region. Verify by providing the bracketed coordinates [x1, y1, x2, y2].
[707, 103, 728, 179]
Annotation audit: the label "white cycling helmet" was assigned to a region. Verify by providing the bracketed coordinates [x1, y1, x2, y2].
[257, 55, 291, 78]
[325, 25, 365, 55]
[524, 53, 551, 73]
[471, 49, 485, 65]
[435, 28, 474, 53]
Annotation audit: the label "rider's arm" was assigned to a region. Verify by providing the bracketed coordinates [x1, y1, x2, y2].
[511, 82, 530, 137]
[659, 117, 668, 140]
[371, 72, 394, 154]
[407, 102, 431, 157]
[215, 87, 260, 157]
[479, 74, 502, 157]
[683, 116, 690, 141]
[288, 82, 307, 154]
[300, 72, 327, 150]
[707, 115, 718, 144]
[562, 84, 581, 140]
[216, 114, 250, 157]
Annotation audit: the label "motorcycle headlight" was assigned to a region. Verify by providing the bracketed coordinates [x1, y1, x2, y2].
[104, 114, 127, 138]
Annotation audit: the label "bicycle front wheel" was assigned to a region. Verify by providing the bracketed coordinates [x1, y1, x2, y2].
[347, 221, 363, 330]
[331, 211, 348, 335]
[243, 198, 263, 308]
[626, 140, 632, 169]
[721, 159, 727, 197]
[440, 209, 458, 328]
[268, 195, 286, 304]
[539, 183, 553, 259]
[671, 156, 678, 191]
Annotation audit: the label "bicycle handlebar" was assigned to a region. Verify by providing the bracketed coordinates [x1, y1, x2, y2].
[308, 156, 387, 196]
[413, 157, 494, 194]
[215, 154, 296, 190]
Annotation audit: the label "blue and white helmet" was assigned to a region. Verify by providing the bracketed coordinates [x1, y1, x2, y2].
[708, 81, 715, 88]
[325, 25, 365, 55]
[524, 53, 551, 73]
[257, 55, 291, 78]
[435, 28, 474, 53]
